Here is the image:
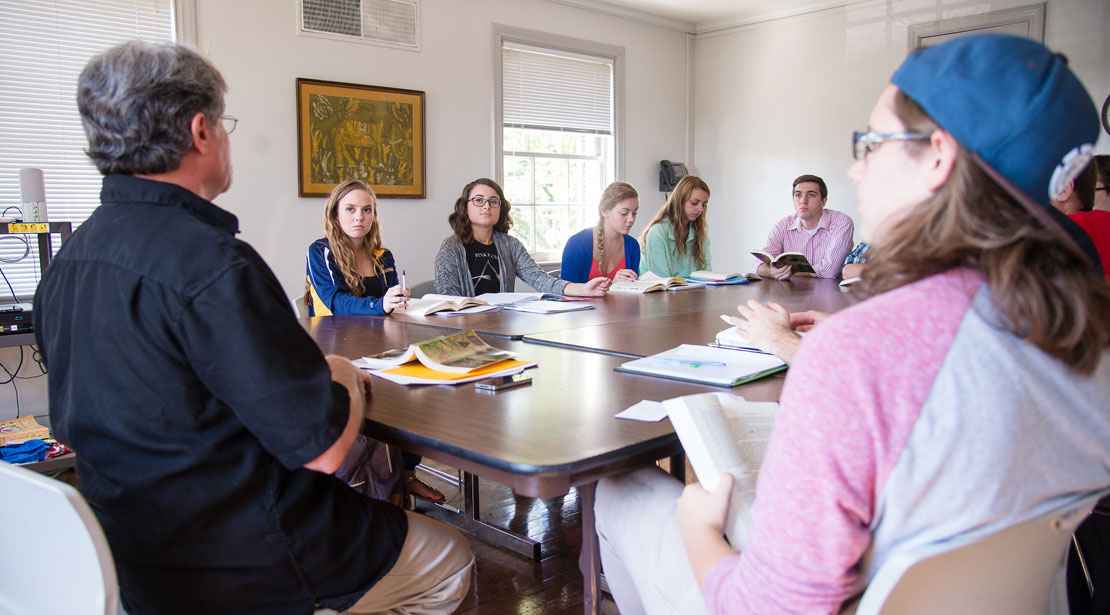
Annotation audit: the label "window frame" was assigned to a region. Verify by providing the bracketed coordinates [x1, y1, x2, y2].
[492, 24, 625, 262]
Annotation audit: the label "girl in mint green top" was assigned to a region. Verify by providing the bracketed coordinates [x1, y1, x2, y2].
[638, 175, 711, 277]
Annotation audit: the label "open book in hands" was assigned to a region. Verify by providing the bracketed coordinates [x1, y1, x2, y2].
[751, 250, 815, 274]
[610, 271, 700, 293]
[355, 329, 516, 374]
[664, 392, 779, 550]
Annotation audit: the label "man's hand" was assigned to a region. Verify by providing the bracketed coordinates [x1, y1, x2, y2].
[789, 309, 829, 333]
[304, 355, 367, 474]
[769, 263, 793, 280]
[730, 300, 801, 363]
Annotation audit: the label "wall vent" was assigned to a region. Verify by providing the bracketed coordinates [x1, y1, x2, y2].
[299, 0, 419, 51]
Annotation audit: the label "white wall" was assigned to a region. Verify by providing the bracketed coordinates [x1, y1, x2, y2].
[200, 0, 691, 298]
[695, 0, 1110, 274]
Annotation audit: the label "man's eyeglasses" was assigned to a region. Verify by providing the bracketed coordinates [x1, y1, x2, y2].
[852, 130, 932, 160]
[469, 196, 501, 208]
[1096, 184, 1109, 194]
[221, 115, 238, 135]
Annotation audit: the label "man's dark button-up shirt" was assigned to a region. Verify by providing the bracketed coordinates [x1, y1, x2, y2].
[35, 174, 406, 614]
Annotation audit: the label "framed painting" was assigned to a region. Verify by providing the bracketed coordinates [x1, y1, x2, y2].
[296, 78, 425, 198]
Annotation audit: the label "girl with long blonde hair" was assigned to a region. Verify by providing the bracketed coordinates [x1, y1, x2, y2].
[305, 179, 408, 316]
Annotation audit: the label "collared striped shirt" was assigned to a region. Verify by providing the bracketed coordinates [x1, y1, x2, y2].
[753, 209, 855, 278]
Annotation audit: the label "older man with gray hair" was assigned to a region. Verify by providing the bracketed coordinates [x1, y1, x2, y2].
[34, 40, 472, 615]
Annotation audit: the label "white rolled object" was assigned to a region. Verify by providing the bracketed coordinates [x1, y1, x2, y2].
[19, 168, 47, 223]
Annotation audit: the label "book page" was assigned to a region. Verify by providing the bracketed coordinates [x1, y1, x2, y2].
[689, 270, 741, 281]
[664, 392, 779, 549]
[475, 292, 549, 305]
[609, 280, 662, 294]
[356, 346, 418, 369]
[410, 329, 517, 373]
[750, 250, 773, 265]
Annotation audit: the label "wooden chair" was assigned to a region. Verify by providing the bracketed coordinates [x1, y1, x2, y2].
[851, 492, 1108, 615]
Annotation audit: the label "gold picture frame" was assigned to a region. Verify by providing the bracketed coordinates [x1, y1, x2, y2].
[296, 78, 426, 198]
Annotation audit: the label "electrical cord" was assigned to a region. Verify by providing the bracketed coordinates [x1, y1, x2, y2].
[0, 234, 30, 264]
[1, 205, 23, 219]
[0, 266, 21, 304]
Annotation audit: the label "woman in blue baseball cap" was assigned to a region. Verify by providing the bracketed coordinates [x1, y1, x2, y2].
[593, 33, 1110, 615]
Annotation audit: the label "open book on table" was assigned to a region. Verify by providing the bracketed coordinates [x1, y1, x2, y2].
[713, 326, 767, 353]
[615, 344, 786, 387]
[663, 392, 779, 549]
[750, 250, 815, 274]
[354, 329, 516, 374]
[686, 270, 758, 284]
[405, 294, 500, 317]
[611, 272, 700, 294]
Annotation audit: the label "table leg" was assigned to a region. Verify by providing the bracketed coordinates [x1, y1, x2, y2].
[424, 471, 543, 561]
[578, 481, 601, 615]
[669, 451, 686, 482]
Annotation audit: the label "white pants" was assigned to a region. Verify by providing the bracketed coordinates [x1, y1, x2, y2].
[346, 511, 474, 614]
[595, 467, 710, 615]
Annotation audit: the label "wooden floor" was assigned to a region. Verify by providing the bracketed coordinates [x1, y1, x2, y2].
[415, 463, 622, 615]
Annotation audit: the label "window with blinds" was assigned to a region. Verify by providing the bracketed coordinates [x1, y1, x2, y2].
[0, 0, 175, 303]
[499, 37, 619, 258]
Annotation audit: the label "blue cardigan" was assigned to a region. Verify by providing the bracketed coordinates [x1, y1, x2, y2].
[560, 228, 641, 283]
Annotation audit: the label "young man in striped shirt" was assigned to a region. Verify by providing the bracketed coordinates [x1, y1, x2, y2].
[753, 174, 855, 280]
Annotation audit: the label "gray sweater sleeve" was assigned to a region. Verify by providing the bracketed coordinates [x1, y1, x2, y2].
[494, 232, 569, 295]
[433, 235, 473, 296]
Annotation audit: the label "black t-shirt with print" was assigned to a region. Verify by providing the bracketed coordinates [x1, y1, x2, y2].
[466, 239, 501, 295]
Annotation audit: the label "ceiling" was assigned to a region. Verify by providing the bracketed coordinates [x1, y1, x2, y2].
[552, 0, 855, 32]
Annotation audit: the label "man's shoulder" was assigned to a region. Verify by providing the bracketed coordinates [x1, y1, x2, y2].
[74, 199, 259, 298]
[822, 209, 854, 226]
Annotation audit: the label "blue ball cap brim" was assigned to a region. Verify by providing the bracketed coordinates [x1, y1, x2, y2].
[891, 33, 1099, 211]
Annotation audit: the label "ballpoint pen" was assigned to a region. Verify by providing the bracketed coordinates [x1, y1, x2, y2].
[653, 357, 727, 368]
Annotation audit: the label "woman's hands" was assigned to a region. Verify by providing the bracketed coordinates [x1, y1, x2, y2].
[565, 277, 611, 297]
[611, 269, 638, 283]
[677, 472, 738, 588]
[382, 284, 410, 313]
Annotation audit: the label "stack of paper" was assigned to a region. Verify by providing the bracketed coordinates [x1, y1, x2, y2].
[369, 359, 538, 386]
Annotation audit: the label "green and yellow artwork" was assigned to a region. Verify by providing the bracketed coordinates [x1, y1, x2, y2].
[297, 79, 425, 198]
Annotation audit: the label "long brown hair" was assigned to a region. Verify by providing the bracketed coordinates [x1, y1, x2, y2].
[859, 90, 1110, 374]
[639, 175, 710, 269]
[448, 178, 513, 244]
[595, 181, 638, 271]
[306, 179, 385, 300]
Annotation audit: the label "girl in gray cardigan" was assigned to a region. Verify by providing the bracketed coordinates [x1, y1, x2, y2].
[434, 178, 611, 297]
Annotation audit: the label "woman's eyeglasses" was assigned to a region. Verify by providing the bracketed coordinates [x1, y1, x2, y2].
[469, 196, 501, 208]
[852, 130, 932, 160]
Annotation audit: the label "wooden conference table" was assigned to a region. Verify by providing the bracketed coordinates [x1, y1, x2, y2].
[301, 277, 855, 615]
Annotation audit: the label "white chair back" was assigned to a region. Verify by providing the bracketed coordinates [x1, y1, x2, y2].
[0, 460, 120, 615]
[853, 493, 1106, 615]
